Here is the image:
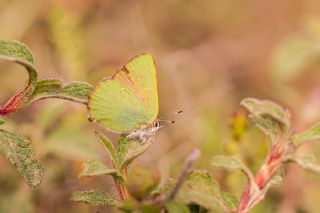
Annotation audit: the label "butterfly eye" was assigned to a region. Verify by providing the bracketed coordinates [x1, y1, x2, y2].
[154, 121, 160, 128]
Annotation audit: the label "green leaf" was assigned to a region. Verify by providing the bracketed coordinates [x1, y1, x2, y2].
[165, 170, 226, 212]
[211, 155, 254, 184]
[139, 204, 161, 213]
[0, 40, 38, 115]
[71, 189, 119, 206]
[165, 200, 190, 213]
[0, 129, 44, 187]
[79, 160, 124, 182]
[95, 131, 118, 167]
[241, 98, 290, 141]
[30, 80, 92, 105]
[221, 191, 239, 211]
[269, 167, 285, 187]
[289, 155, 320, 174]
[0, 40, 92, 115]
[0, 40, 34, 64]
[293, 122, 320, 146]
[117, 136, 153, 172]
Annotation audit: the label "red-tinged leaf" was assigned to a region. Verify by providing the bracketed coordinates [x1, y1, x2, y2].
[0, 40, 38, 115]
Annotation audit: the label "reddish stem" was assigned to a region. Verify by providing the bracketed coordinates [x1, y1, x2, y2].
[0, 89, 28, 115]
[237, 140, 288, 213]
[114, 178, 128, 200]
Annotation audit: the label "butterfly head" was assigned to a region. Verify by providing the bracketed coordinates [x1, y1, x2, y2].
[126, 111, 183, 141]
[126, 121, 162, 141]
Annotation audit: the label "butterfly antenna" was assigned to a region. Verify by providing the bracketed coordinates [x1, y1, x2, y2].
[158, 110, 183, 124]
[158, 119, 175, 124]
[158, 110, 183, 120]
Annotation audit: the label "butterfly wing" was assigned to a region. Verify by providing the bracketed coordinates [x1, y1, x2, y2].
[88, 54, 159, 132]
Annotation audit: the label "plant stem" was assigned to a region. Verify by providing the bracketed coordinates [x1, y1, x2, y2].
[237, 138, 291, 213]
[168, 149, 201, 200]
[115, 179, 128, 201]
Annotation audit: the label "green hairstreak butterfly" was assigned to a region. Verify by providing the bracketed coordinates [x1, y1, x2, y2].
[88, 53, 160, 139]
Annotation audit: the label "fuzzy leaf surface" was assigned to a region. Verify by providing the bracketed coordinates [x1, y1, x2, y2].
[289, 155, 320, 174]
[165, 200, 190, 213]
[0, 40, 38, 115]
[294, 122, 320, 146]
[30, 80, 92, 105]
[71, 189, 119, 206]
[117, 136, 153, 172]
[79, 160, 124, 182]
[0, 128, 43, 187]
[165, 170, 226, 212]
[211, 155, 254, 185]
[241, 98, 290, 141]
[95, 131, 118, 167]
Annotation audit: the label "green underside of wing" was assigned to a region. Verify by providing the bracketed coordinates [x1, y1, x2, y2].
[89, 54, 159, 133]
[89, 80, 147, 132]
[125, 54, 159, 125]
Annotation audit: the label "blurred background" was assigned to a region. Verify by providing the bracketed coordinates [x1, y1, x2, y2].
[1, 0, 320, 212]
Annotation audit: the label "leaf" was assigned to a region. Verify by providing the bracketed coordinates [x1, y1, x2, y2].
[0, 40, 93, 116]
[0, 119, 4, 125]
[269, 167, 285, 187]
[117, 136, 153, 172]
[0, 40, 38, 115]
[289, 155, 320, 174]
[30, 80, 92, 105]
[211, 155, 254, 184]
[0, 128, 44, 187]
[165, 170, 226, 212]
[293, 122, 320, 146]
[95, 131, 118, 167]
[79, 160, 124, 182]
[139, 204, 161, 213]
[241, 98, 290, 141]
[221, 191, 239, 211]
[165, 201, 190, 213]
[71, 189, 119, 206]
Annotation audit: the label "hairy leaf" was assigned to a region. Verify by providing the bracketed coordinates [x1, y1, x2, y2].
[221, 191, 239, 211]
[0, 129, 43, 187]
[294, 122, 320, 146]
[241, 98, 290, 141]
[117, 136, 153, 172]
[165, 170, 226, 212]
[0, 40, 38, 115]
[0, 40, 92, 115]
[289, 155, 320, 174]
[30, 80, 92, 105]
[95, 131, 118, 167]
[79, 160, 124, 182]
[211, 155, 254, 184]
[165, 201, 190, 213]
[269, 167, 285, 187]
[71, 189, 119, 206]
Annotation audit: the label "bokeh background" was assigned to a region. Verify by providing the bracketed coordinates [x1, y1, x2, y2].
[1, 0, 320, 212]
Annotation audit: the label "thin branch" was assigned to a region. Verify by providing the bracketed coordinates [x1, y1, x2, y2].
[168, 149, 201, 200]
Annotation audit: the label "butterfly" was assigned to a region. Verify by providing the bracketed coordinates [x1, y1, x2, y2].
[88, 53, 160, 140]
